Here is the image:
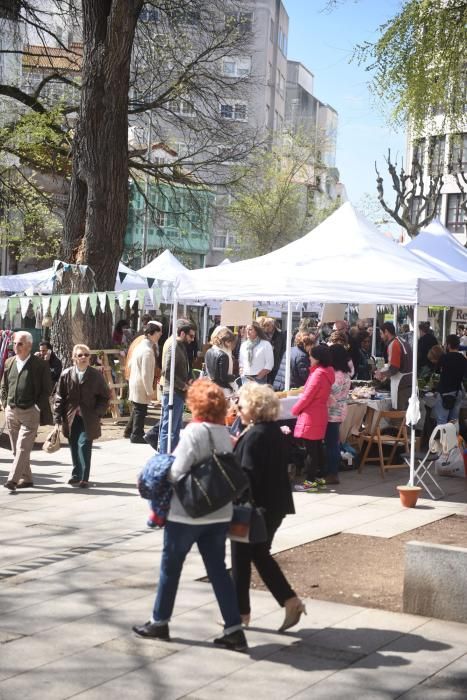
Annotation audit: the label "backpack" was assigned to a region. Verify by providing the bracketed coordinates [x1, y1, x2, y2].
[137, 453, 174, 526]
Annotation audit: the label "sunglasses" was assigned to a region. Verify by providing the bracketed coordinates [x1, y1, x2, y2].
[76, 353, 90, 358]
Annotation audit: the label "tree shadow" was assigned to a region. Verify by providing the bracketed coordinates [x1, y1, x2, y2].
[246, 625, 452, 670]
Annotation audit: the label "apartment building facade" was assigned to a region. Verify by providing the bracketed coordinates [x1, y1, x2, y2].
[407, 119, 467, 245]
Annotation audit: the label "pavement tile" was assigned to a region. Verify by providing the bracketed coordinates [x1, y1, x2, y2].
[1, 437, 466, 699]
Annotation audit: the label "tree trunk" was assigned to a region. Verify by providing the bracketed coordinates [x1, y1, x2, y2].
[52, 0, 143, 361]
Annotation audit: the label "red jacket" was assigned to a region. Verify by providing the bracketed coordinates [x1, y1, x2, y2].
[292, 364, 335, 440]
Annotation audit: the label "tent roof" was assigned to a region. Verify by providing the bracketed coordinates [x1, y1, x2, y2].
[405, 219, 467, 280]
[176, 202, 467, 306]
[137, 249, 187, 282]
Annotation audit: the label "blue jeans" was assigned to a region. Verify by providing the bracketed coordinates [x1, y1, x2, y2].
[70, 415, 93, 482]
[159, 392, 185, 454]
[153, 521, 242, 633]
[432, 390, 464, 425]
[324, 421, 341, 476]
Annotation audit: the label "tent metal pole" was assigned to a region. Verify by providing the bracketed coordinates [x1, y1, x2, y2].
[371, 305, 377, 357]
[202, 304, 208, 345]
[284, 301, 292, 391]
[394, 304, 398, 330]
[167, 290, 178, 454]
[442, 307, 447, 345]
[409, 301, 419, 486]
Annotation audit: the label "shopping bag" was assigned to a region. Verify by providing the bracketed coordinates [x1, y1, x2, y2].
[42, 425, 61, 454]
[229, 503, 267, 543]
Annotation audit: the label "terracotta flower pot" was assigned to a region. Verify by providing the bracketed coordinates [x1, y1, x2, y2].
[397, 485, 422, 508]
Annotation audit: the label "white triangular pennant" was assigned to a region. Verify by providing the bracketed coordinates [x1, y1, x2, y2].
[79, 293, 89, 314]
[0, 298, 8, 318]
[41, 296, 50, 316]
[60, 295, 70, 314]
[98, 292, 107, 311]
[20, 297, 30, 318]
[129, 289, 138, 307]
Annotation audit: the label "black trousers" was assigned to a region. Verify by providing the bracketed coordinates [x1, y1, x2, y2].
[124, 402, 148, 439]
[231, 513, 296, 615]
[302, 438, 324, 481]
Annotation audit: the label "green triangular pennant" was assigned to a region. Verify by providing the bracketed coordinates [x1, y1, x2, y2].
[118, 291, 128, 308]
[8, 298, 19, 318]
[137, 290, 146, 306]
[89, 293, 98, 316]
[107, 292, 115, 309]
[50, 295, 60, 317]
[152, 287, 161, 307]
[70, 294, 79, 317]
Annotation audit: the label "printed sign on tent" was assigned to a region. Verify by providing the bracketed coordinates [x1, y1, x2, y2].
[220, 301, 254, 326]
[358, 304, 376, 319]
[321, 304, 346, 323]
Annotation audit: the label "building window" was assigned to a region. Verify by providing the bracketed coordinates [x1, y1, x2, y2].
[220, 101, 248, 121]
[221, 56, 251, 78]
[278, 27, 288, 55]
[168, 99, 195, 117]
[412, 138, 425, 171]
[213, 234, 227, 249]
[225, 11, 253, 33]
[429, 135, 445, 175]
[153, 210, 166, 228]
[409, 196, 422, 224]
[446, 193, 465, 233]
[450, 133, 467, 171]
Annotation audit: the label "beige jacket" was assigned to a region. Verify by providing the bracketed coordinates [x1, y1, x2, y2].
[128, 338, 155, 404]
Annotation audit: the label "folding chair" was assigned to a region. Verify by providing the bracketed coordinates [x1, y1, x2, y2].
[358, 410, 409, 478]
[402, 424, 453, 500]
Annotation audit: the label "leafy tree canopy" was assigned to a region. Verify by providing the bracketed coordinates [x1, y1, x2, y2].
[354, 0, 467, 134]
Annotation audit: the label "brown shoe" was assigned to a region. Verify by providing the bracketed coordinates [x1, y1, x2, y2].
[278, 597, 307, 632]
[4, 480, 17, 491]
[17, 481, 34, 489]
[79, 481, 89, 488]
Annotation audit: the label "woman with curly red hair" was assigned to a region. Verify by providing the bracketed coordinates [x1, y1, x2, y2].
[133, 379, 247, 652]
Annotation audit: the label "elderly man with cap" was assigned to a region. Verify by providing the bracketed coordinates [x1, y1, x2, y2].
[1, 331, 53, 490]
[125, 320, 163, 443]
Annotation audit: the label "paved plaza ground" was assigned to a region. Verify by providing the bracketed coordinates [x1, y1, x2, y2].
[1, 438, 467, 699]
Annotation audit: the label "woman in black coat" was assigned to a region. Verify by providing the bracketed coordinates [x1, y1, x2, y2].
[232, 382, 306, 632]
[204, 326, 236, 396]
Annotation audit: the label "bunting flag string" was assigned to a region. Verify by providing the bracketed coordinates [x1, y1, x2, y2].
[1, 289, 153, 324]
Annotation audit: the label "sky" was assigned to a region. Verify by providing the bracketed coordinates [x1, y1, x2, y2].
[284, 0, 406, 207]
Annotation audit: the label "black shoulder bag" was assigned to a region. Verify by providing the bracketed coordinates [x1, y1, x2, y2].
[174, 426, 249, 518]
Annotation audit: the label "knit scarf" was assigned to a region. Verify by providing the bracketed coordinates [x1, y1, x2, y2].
[245, 337, 261, 366]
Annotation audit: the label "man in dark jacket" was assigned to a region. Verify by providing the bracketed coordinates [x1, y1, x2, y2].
[418, 322, 438, 375]
[159, 320, 195, 453]
[1, 331, 53, 490]
[36, 340, 63, 386]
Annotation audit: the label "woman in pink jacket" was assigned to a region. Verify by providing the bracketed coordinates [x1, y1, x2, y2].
[291, 345, 335, 491]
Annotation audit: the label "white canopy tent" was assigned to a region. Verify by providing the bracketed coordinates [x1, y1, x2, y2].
[405, 219, 467, 280]
[137, 248, 188, 282]
[176, 203, 467, 306]
[0, 261, 148, 293]
[166, 203, 467, 485]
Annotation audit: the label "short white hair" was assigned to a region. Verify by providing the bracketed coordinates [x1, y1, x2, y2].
[14, 331, 33, 345]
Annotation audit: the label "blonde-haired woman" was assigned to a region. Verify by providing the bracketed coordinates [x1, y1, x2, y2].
[54, 344, 110, 487]
[232, 382, 306, 632]
[205, 326, 236, 397]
